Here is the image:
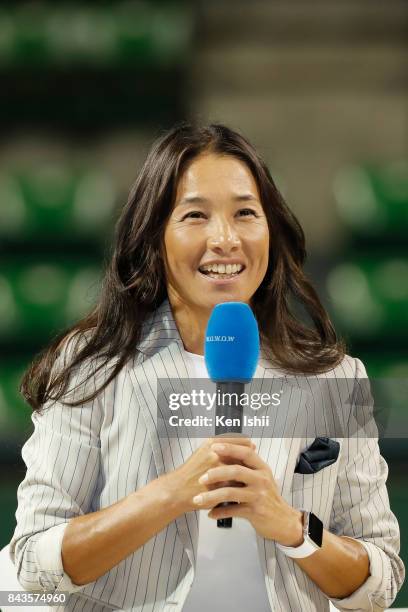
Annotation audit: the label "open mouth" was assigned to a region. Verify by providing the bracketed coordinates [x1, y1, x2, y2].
[198, 263, 246, 280]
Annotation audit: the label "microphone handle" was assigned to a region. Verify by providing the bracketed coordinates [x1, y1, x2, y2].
[215, 381, 244, 528]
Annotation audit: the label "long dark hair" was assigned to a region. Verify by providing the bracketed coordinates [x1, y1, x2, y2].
[21, 122, 345, 413]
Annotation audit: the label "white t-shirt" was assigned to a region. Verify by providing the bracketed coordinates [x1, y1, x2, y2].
[182, 350, 272, 612]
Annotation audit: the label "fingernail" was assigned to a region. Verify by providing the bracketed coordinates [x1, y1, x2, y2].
[212, 443, 225, 451]
[193, 494, 204, 505]
[198, 473, 209, 484]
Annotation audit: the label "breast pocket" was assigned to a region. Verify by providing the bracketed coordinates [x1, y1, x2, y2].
[291, 471, 323, 491]
[289, 462, 340, 526]
[291, 439, 341, 491]
[291, 458, 340, 491]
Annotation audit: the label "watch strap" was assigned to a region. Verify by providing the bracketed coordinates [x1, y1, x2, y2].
[276, 536, 320, 558]
[276, 510, 322, 559]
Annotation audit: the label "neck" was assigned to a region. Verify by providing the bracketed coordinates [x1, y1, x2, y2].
[167, 293, 210, 356]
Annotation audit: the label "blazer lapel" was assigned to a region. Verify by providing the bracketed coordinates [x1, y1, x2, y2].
[128, 297, 307, 577]
[128, 300, 200, 568]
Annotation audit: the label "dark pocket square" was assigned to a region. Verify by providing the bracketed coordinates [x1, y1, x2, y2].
[295, 437, 340, 475]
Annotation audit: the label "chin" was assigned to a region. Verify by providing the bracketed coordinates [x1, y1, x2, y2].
[208, 295, 244, 307]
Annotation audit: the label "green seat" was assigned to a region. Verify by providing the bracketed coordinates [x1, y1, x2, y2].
[326, 255, 408, 340]
[333, 160, 408, 240]
[0, 259, 101, 342]
[0, 359, 31, 436]
[0, 4, 193, 67]
[12, 4, 50, 66]
[0, 165, 117, 242]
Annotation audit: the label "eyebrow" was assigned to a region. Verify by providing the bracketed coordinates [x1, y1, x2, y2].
[176, 193, 260, 207]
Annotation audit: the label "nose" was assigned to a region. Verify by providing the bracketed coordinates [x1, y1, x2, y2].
[207, 216, 241, 254]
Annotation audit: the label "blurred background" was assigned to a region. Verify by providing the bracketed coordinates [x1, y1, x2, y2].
[0, 0, 407, 606]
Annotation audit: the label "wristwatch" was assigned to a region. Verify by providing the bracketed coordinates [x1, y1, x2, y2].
[276, 509, 323, 558]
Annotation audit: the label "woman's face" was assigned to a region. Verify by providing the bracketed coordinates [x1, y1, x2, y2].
[163, 152, 270, 315]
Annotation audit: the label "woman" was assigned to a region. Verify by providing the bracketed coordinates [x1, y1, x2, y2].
[9, 123, 404, 611]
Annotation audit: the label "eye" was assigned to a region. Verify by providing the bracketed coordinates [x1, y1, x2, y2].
[238, 208, 258, 217]
[180, 208, 259, 221]
[182, 211, 206, 220]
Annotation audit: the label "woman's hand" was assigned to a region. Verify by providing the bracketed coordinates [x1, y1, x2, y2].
[192, 441, 304, 547]
[165, 436, 256, 515]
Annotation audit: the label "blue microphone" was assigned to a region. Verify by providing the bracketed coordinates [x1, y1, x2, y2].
[204, 302, 260, 528]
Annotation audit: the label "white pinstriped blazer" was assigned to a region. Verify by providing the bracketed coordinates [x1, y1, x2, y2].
[9, 298, 405, 611]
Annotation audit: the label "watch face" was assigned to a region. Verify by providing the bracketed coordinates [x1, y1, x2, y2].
[308, 512, 323, 547]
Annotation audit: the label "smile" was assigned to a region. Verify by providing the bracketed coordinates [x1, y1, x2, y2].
[198, 265, 245, 283]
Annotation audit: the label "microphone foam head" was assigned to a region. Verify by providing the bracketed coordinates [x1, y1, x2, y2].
[204, 302, 260, 383]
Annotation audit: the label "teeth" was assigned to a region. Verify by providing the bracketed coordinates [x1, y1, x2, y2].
[200, 263, 244, 274]
[207, 272, 237, 278]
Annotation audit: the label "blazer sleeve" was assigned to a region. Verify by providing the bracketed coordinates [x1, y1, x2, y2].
[328, 357, 405, 611]
[8, 335, 107, 593]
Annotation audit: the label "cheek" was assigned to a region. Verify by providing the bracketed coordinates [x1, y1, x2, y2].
[246, 226, 269, 260]
[165, 225, 199, 250]
[163, 227, 201, 274]
[163, 231, 180, 281]
[259, 225, 270, 257]
[164, 227, 184, 264]
[168, 225, 208, 253]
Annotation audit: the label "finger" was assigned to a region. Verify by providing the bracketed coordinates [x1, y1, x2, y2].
[207, 479, 246, 491]
[192, 486, 253, 508]
[199, 464, 257, 487]
[210, 442, 266, 470]
[208, 503, 250, 521]
[207, 436, 256, 449]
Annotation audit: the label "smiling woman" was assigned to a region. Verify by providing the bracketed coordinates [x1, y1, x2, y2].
[10, 123, 404, 612]
[163, 152, 270, 354]
[21, 122, 345, 414]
